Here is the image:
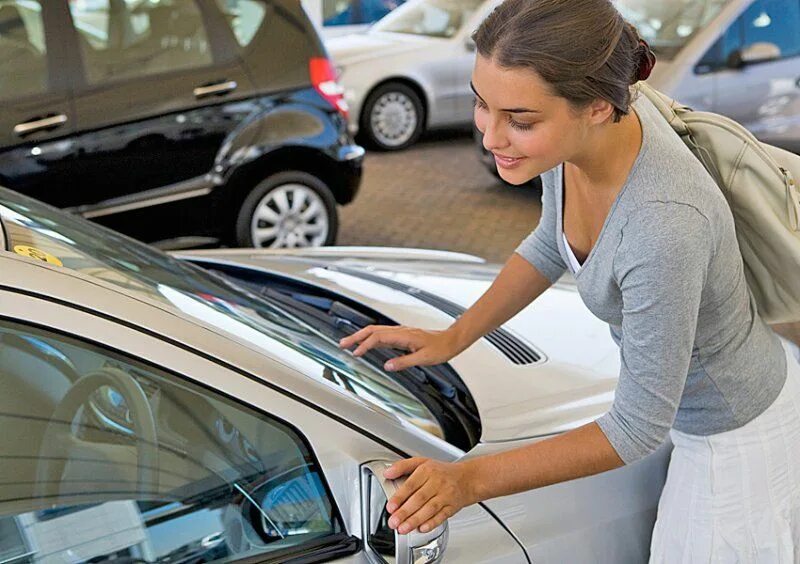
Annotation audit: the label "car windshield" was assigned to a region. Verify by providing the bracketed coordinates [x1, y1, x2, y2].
[0, 188, 453, 444]
[615, 0, 732, 59]
[372, 0, 484, 38]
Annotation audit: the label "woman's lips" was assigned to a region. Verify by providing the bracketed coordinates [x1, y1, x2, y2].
[493, 153, 526, 169]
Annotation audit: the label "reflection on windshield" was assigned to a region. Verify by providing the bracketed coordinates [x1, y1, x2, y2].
[373, 0, 484, 38]
[0, 190, 444, 441]
[616, 0, 730, 59]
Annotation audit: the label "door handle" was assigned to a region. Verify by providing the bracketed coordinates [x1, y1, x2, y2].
[193, 80, 238, 99]
[13, 114, 68, 137]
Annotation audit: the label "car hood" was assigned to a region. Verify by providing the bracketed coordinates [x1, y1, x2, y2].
[174, 248, 621, 445]
[326, 31, 436, 66]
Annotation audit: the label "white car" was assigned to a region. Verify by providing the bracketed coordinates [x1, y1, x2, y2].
[0, 186, 668, 563]
[327, 0, 494, 150]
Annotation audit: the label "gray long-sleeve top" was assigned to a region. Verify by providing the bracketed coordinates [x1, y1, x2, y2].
[516, 93, 787, 464]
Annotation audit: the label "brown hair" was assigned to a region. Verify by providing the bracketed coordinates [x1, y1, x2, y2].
[472, 0, 654, 122]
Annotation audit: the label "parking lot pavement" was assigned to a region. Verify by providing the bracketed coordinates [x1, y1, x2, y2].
[338, 129, 543, 264]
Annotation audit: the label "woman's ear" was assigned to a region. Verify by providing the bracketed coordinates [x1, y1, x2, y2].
[586, 98, 616, 125]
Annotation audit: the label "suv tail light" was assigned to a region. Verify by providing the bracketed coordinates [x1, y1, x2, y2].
[309, 57, 349, 119]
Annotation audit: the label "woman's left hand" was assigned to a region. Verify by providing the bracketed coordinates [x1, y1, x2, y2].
[383, 457, 478, 534]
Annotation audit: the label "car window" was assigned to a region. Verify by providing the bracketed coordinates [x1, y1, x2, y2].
[69, 0, 213, 85]
[213, 0, 267, 47]
[0, 319, 347, 562]
[696, 18, 742, 72]
[0, 0, 47, 100]
[739, 0, 800, 59]
[0, 188, 455, 447]
[372, 0, 483, 38]
[323, 0, 405, 27]
[697, 0, 800, 73]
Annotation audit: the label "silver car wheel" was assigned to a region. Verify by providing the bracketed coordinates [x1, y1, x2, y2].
[369, 91, 419, 148]
[250, 184, 330, 248]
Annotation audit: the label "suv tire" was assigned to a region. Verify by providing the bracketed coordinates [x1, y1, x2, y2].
[236, 171, 339, 248]
[361, 82, 424, 151]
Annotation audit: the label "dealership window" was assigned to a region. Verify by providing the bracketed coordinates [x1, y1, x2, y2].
[0, 1, 47, 100]
[69, 0, 213, 84]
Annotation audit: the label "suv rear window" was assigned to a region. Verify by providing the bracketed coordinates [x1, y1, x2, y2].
[214, 0, 267, 47]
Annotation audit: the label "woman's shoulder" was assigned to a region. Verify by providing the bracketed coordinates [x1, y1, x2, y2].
[627, 96, 730, 221]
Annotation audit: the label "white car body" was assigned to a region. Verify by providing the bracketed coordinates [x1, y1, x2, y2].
[0, 188, 669, 562]
[327, 0, 497, 137]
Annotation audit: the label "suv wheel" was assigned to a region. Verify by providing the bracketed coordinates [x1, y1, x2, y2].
[236, 172, 338, 248]
[361, 82, 424, 151]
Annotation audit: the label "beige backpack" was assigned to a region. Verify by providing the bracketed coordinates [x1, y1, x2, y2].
[637, 82, 800, 325]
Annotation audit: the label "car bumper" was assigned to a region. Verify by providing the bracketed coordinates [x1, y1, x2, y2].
[334, 143, 365, 204]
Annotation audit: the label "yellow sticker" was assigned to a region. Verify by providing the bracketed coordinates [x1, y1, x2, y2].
[13, 245, 63, 267]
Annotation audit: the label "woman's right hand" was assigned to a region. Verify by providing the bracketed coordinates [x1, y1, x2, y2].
[338, 325, 461, 372]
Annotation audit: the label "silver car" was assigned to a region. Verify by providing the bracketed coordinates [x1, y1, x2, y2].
[328, 0, 495, 150]
[332, 0, 800, 153]
[0, 186, 668, 563]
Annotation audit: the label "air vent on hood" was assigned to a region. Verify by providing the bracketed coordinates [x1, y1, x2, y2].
[331, 267, 541, 365]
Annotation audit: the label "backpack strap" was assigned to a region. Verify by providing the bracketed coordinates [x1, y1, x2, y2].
[635, 82, 691, 137]
[634, 83, 726, 191]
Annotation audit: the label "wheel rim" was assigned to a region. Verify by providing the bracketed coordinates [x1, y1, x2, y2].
[250, 184, 330, 248]
[369, 91, 418, 147]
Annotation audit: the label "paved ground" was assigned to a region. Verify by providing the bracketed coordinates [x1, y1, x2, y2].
[337, 128, 542, 264]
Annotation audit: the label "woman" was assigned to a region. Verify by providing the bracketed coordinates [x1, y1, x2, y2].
[339, 0, 800, 559]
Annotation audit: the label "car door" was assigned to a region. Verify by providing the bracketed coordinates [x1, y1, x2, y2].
[422, 0, 486, 127]
[0, 1, 77, 197]
[61, 0, 265, 215]
[446, 0, 498, 124]
[0, 276, 528, 563]
[707, 0, 800, 152]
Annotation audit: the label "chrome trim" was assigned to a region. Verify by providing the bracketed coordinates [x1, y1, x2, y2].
[340, 145, 366, 161]
[193, 80, 238, 99]
[0, 551, 37, 564]
[151, 236, 220, 251]
[67, 176, 214, 219]
[13, 114, 68, 136]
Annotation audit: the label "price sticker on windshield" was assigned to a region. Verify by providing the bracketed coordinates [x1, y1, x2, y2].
[13, 245, 63, 267]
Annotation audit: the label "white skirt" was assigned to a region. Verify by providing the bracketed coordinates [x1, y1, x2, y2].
[649, 338, 800, 563]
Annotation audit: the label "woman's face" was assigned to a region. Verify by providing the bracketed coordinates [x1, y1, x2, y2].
[472, 55, 589, 185]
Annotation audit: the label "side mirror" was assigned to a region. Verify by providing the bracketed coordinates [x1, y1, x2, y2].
[727, 42, 781, 68]
[361, 460, 448, 564]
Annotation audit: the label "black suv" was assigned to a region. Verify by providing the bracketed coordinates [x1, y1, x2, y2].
[0, 0, 363, 249]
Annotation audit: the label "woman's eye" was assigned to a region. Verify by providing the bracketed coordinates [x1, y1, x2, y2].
[473, 98, 487, 111]
[509, 118, 533, 132]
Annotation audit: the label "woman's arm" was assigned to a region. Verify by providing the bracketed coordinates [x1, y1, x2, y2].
[450, 252, 555, 350]
[339, 253, 554, 371]
[383, 422, 624, 534]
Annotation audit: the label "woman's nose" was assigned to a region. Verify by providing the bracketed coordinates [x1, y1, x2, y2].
[480, 119, 509, 153]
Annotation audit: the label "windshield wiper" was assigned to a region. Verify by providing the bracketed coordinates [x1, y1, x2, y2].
[259, 287, 462, 399]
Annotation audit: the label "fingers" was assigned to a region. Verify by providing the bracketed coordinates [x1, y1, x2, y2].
[338, 325, 388, 350]
[388, 487, 437, 533]
[393, 495, 442, 535]
[351, 328, 416, 358]
[384, 457, 426, 483]
[419, 507, 454, 533]
[385, 461, 428, 513]
[384, 350, 428, 372]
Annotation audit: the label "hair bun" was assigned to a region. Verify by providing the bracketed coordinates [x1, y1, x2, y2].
[636, 39, 656, 81]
